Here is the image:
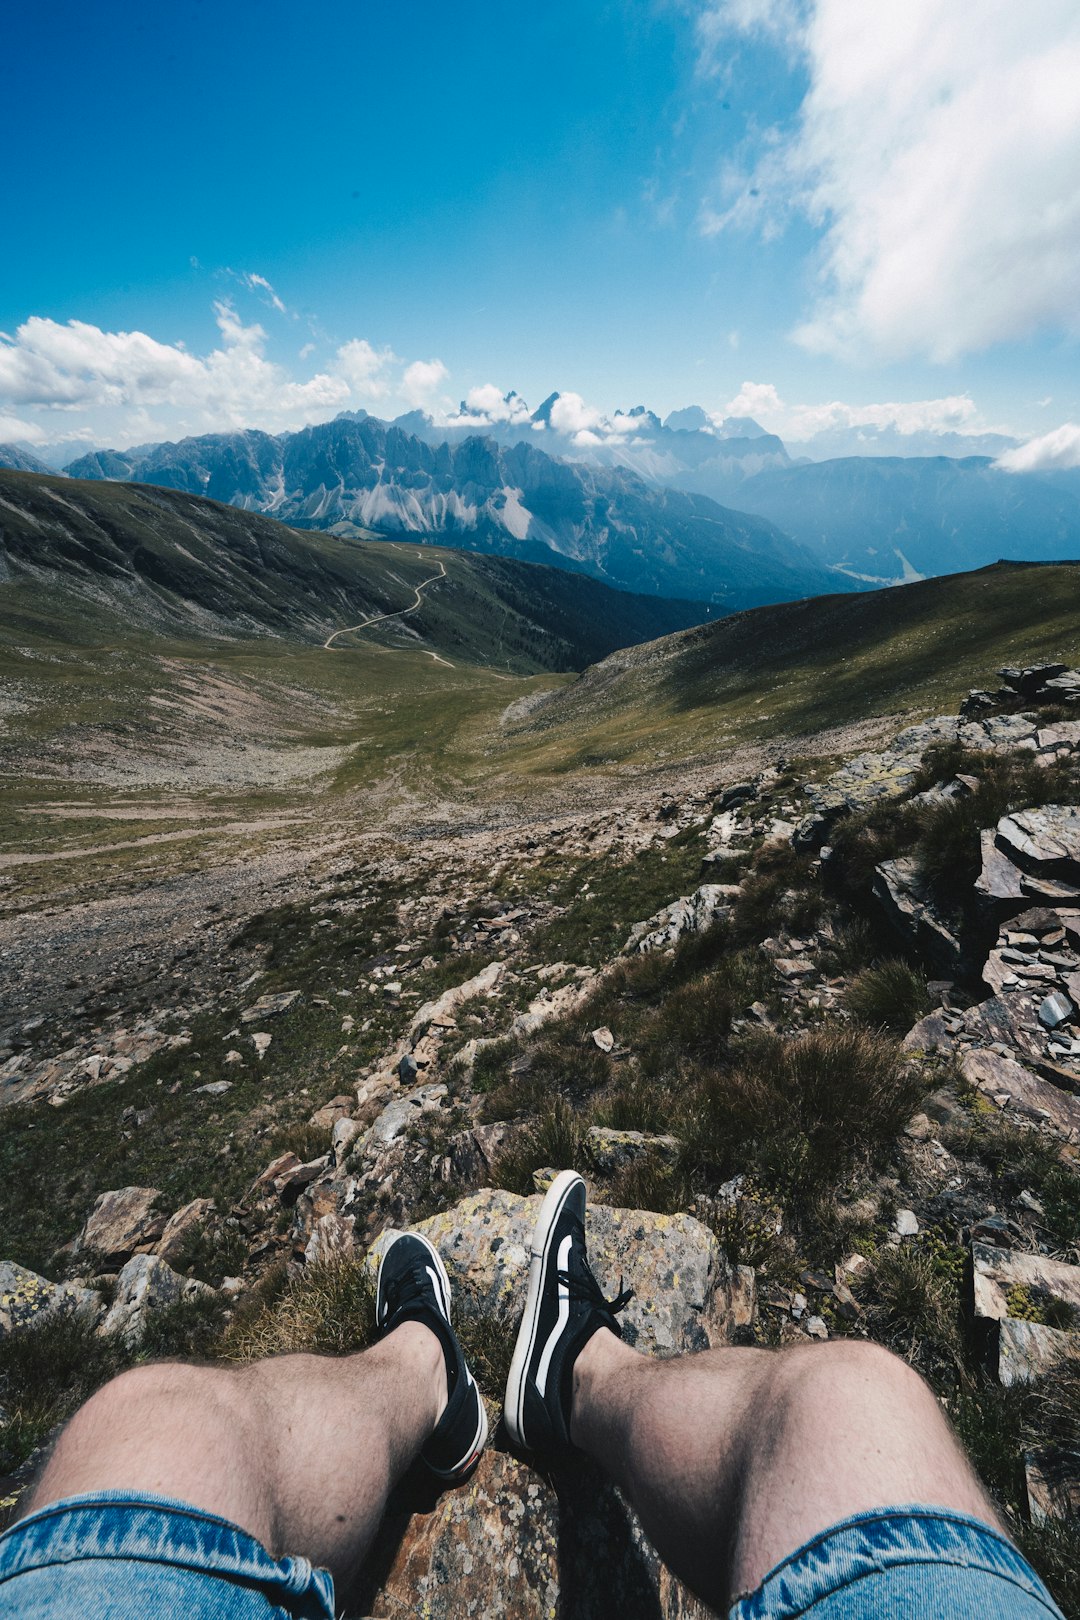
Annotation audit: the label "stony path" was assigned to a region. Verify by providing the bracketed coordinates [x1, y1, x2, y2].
[322, 558, 448, 650]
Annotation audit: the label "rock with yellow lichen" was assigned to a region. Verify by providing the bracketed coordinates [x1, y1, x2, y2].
[0, 1260, 100, 1339]
[369, 1188, 755, 1357]
[358, 1190, 745, 1618]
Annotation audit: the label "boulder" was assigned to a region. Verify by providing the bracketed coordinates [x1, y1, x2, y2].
[872, 858, 964, 972]
[241, 990, 301, 1023]
[355, 1449, 711, 1619]
[356, 1189, 753, 1619]
[960, 1048, 1080, 1138]
[584, 1127, 681, 1175]
[74, 1186, 166, 1264]
[99, 1253, 208, 1347]
[623, 885, 736, 955]
[156, 1197, 215, 1267]
[0, 1261, 99, 1339]
[368, 1189, 753, 1355]
[970, 1242, 1080, 1383]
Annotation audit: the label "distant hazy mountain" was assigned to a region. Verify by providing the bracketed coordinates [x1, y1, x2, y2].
[717, 456, 1080, 582]
[63, 415, 844, 610]
[0, 443, 56, 474]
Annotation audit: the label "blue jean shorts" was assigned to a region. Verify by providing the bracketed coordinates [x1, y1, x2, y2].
[0, 1492, 1065, 1618]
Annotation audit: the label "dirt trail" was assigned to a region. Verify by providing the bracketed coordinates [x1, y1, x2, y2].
[323, 558, 450, 654]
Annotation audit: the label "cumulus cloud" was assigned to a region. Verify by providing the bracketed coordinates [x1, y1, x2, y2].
[724, 381, 784, 420]
[450, 384, 533, 426]
[335, 338, 397, 398]
[700, 0, 1080, 361]
[997, 423, 1080, 473]
[548, 392, 649, 446]
[0, 307, 451, 445]
[401, 358, 450, 407]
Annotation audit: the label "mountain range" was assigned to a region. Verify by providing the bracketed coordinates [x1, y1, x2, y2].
[3, 390, 1078, 603]
[54, 418, 842, 610]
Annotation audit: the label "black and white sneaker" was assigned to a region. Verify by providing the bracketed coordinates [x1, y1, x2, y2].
[375, 1231, 488, 1482]
[503, 1169, 633, 1456]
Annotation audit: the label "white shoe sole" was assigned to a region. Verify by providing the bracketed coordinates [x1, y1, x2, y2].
[503, 1169, 585, 1450]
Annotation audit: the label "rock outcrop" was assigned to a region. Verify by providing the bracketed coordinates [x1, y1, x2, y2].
[355, 1190, 753, 1618]
[0, 1262, 99, 1339]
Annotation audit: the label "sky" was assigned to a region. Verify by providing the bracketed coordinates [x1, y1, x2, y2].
[4, 0, 1080, 468]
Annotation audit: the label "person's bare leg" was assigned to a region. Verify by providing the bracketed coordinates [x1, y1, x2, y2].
[572, 1329, 1000, 1614]
[24, 1321, 444, 1590]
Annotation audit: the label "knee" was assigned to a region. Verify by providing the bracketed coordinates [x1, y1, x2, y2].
[775, 1338, 933, 1422]
[66, 1360, 242, 1444]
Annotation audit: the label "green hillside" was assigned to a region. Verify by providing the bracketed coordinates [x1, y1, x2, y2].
[503, 561, 1080, 771]
[0, 469, 709, 674]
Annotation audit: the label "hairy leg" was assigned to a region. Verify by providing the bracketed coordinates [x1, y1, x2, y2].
[572, 1329, 999, 1612]
[24, 1321, 444, 1589]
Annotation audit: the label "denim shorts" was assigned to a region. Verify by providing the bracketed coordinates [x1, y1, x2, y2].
[0, 1492, 1065, 1618]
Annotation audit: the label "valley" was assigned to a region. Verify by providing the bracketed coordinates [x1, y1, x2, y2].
[2, 478, 1080, 1615]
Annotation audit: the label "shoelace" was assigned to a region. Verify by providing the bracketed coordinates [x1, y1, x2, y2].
[382, 1261, 443, 1325]
[557, 1258, 634, 1321]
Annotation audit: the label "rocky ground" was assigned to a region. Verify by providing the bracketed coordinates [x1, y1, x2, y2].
[2, 660, 1080, 1616]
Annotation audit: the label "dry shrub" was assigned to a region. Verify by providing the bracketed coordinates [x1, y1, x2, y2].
[491, 1098, 583, 1195]
[606, 1156, 692, 1216]
[682, 1026, 925, 1194]
[225, 1258, 377, 1361]
[846, 959, 931, 1034]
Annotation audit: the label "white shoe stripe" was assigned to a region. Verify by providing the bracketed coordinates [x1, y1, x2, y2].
[534, 1233, 573, 1398]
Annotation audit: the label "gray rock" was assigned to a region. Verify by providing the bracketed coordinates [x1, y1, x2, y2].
[156, 1198, 215, 1267]
[369, 1189, 753, 1355]
[873, 857, 964, 971]
[240, 990, 301, 1023]
[961, 1049, 1080, 1138]
[362, 1084, 448, 1153]
[74, 1186, 165, 1264]
[357, 1448, 712, 1620]
[998, 1319, 1076, 1387]
[971, 1243, 1080, 1383]
[100, 1253, 208, 1347]
[584, 1127, 681, 1175]
[894, 1209, 919, 1238]
[0, 1261, 99, 1339]
[1039, 991, 1076, 1029]
[996, 806, 1080, 880]
[623, 884, 737, 954]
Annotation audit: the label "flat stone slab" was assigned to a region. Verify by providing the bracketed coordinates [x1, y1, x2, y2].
[961, 1048, 1080, 1138]
[996, 807, 1080, 878]
[971, 1242, 1080, 1324]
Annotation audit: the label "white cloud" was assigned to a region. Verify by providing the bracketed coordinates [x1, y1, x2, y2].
[0, 412, 46, 444]
[238, 271, 287, 315]
[694, 0, 805, 70]
[0, 308, 453, 446]
[335, 338, 397, 398]
[453, 384, 533, 425]
[997, 423, 1080, 473]
[700, 0, 1080, 361]
[548, 392, 649, 446]
[722, 379, 994, 441]
[402, 358, 449, 407]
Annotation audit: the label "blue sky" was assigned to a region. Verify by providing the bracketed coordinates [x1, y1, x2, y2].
[5, 1, 1080, 464]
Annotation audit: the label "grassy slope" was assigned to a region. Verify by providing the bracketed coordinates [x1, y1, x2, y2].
[502, 561, 1080, 773]
[0, 468, 708, 671]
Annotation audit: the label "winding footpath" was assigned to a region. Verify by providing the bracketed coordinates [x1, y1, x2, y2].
[323, 557, 452, 662]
